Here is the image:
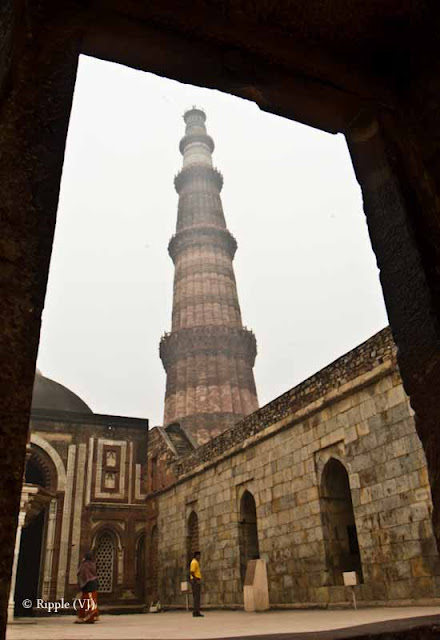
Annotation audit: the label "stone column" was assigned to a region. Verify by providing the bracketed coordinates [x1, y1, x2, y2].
[7, 511, 26, 623]
[0, 5, 86, 634]
[346, 112, 440, 545]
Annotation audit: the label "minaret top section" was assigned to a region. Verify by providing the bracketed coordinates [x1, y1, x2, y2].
[183, 106, 206, 123]
[179, 107, 215, 166]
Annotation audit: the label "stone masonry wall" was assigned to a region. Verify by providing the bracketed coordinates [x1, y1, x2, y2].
[150, 329, 440, 607]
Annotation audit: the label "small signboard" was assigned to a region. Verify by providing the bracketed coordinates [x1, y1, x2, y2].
[342, 571, 357, 587]
[180, 581, 189, 592]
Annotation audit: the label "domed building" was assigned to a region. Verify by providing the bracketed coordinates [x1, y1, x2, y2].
[9, 371, 148, 619]
[31, 370, 93, 414]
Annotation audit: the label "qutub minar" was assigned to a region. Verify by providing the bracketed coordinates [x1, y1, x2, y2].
[159, 108, 259, 444]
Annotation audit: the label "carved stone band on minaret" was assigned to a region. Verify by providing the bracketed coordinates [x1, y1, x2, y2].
[168, 226, 237, 262]
[160, 107, 258, 444]
[179, 134, 215, 155]
[174, 165, 223, 193]
[160, 327, 257, 370]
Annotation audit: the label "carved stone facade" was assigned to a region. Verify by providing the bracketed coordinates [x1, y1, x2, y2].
[147, 329, 440, 608]
[160, 109, 258, 444]
[10, 373, 148, 616]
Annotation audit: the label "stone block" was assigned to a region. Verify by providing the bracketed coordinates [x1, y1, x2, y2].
[383, 560, 412, 581]
[345, 426, 358, 444]
[314, 586, 330, 603]
[393, 437, 410, 458]
[386, 579, 412, 600]
[419, 466, 430, 487]
[411, 556, 433, 578]
[356, 421, 370, 437]
[388, 403, 410, 425]
[383, 478, 397, 496]
[411, 501, 429, 522]
[359, 467, 379, 486]
[347, 406, 362, 425]
[414, 487, 430, 503]
[283, 574, 294, 588]
[296, 486, 319, 505]
[413, 577, 436, 598]
[320, 427, 345, 449]
[329, 586, 347, 603]
[349, 473, 360, 489]
[360, 399, 376, 421]
[370, 483, 384, 502]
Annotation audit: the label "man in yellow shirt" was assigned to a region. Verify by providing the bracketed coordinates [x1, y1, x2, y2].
[189, 551, 203, 617]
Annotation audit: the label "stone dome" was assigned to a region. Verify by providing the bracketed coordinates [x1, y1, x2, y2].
[32, 370, 93, 414]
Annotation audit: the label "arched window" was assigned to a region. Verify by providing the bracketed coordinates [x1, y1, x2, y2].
[187, 511, 199, 568]
[95, 531, 116, 593]
[239, 491, 259, 584]
[320, 458, 363, 585]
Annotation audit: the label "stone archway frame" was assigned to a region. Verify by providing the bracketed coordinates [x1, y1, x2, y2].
[237, 485, 261, 586]
[236, 482, 259, 512]
[186, 509, 200, 568]
[316, 447, 364, 585]
[30, 434, 67, 493]
[91, 524, 124, 587]
[314, 442, 359, 499]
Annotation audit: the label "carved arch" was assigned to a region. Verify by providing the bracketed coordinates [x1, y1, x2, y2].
[30, 433, 67, 492]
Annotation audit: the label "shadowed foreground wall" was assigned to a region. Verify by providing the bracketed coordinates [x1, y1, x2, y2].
[2, 2, 440, 636]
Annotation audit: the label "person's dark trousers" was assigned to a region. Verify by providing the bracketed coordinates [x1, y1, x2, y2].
[191, 579, 201, 614]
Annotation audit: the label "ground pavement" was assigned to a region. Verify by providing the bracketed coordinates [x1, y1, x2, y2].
[6, 607, 440, 640]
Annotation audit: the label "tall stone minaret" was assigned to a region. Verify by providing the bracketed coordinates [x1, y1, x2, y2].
[160, 108, 258, 445]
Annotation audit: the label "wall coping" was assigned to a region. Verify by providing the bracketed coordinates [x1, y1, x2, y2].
[157, 327, 397, 491]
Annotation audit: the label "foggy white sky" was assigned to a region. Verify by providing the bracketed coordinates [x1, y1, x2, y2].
[36, 55, 388, 425]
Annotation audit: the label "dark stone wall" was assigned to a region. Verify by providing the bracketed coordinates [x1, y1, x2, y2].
[0, 3, 85, 632]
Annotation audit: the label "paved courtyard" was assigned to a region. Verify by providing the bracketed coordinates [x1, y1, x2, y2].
[6, 607, 440, 640]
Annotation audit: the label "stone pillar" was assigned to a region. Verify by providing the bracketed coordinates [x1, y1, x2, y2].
[7, 511, 26, 623]
[346, 112, 440, 545]
[0, 5, 86, 634]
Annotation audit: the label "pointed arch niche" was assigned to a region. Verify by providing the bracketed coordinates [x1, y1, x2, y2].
[320, 458, 363, 585]
[238, 490, 260, 584]
[187, 511, 199, 569]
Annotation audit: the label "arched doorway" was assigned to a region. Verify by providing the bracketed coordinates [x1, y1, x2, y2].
[95, 531, 116, 595]
[186, 511, 199, 571]
[14, 451, 53, 616]
[239, 491, 259, 584]
[320, 458, 363, 584]
[135, 535, 146, 600]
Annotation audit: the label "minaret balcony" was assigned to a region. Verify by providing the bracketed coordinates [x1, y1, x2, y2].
[174, 165, 223, 193]
[168, 225, 237, 262]
[159, 326, 257, 371]
[179, 133, 215, 155]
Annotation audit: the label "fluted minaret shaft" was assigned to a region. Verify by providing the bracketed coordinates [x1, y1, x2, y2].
[160, 108, 258, 444]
